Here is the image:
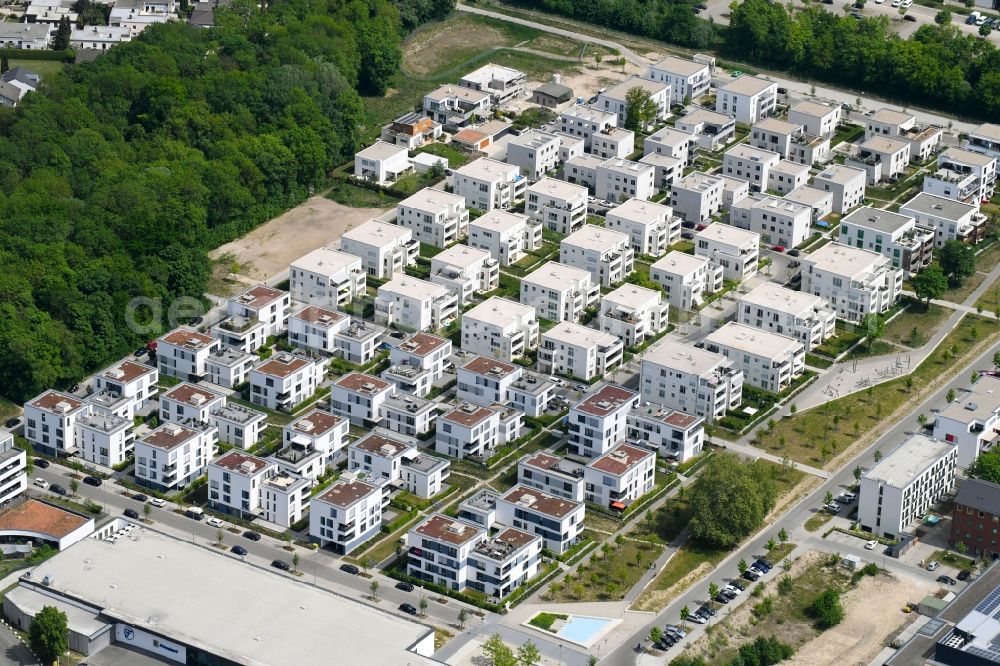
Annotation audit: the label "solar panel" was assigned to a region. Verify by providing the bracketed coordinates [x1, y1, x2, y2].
[975, 586, 1000, 616]
[966, 645, 1000, 664]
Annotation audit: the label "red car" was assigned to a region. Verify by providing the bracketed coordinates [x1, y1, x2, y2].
[772, 245, 785, 252]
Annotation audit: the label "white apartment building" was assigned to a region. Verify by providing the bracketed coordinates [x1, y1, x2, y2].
[784, 185, 833, 223]
[340, 219, 418, 279]
[560, 225, 635, 287]
[390, 332, 451, 383]
[933, 375, 1000, 468]
[555, 131, 585, 163]
[694, 223, 760, 282]
[224, 284, 290, 340]
[334, 319, 382, 365]
[457, 356, 522, 407]
[749, 118, 802, 160]
[506, 130, 561, 181]
[559, 105, 618, 150]
[583, 444, 655, 509]
[640, 341, 744, 421]
[211, 315, 267, 356]
[517, 452, 585, 502]
[156, 327, 221, 382]
[134, 422, 216, 492]
[899, 192, 987, 248]
[422, 85, 492, 129]
[738, 282, 836, 351]
[597, 76, 670, 128]
[639, 152, 684, 191]
[405, 514, 485, 592]
[289, 247, 365, 308]
[375, 276, 458, 332]
[451, 158, 525, 212]
[496, 485, 585, 555]
[396, 188, 470, 248]
[838, 206, 934, 276]
[461, 297, 539, 362]
[787, 100, 841, 139]
[729, 194, 811, 249]
[539, 323, 624, 381]
[210, 403, 267, 450]
[605, 198, 680, 256]
[720, 175, 751, 211]
[468, 209, 541, 266]
[703, 322, 805, 393]
[435, 403, 502, 460]
[0, 23, 53, 50]
[865, 109, 915, 140]
[567, 384, 639, 458]
[379, 111, 441, 150]
[349, 432, 450, 498]
[644, 126, 692, 165]
[647, 55, 711, 103]
[310, 479, 383, 555]
[965, 122, 1000, 160]
[670, 172, 724, 223]
[430, 245, 499, 306]
[858, 434, 957, 540]
[723, 144, 781, 193]
[354, 141, 410, 184]
[923, 147, 997, 206]
[525, 177, 588, 235]
[287, 305, 349, 356]
[0, 431, 26, 504]
[204, 347, 257, 390]
[92, 359, 157, 419]
[626, 407, 704, 461]
[813, 164, 867, 214]
[715, 76, 777, 125]
[507, 373, 556, 418]
[24, 391, 88, 457]
[847, 136, 911, 184]
[596, 158, 656, 203]
[563, 154, 601, 191]
[471, 525, 544, 599]
[590, 127, 635, 161]
[329, 372, 394, 426]
[209, 451, 270, 519]
[379, 393, 438, 438]
[800, 242, 904, 323]
[676, 109, 736, 152]
[281, 408, 348, 472]
[160, 382, 225, 426]
[768, 160, 810, 196]
[520, 261, 599, 323]
[75, 413, 133, 468]
[459, 63, 525, 105]
[599, 284, 669, 347]
[650, 251, 723, 311]
[248, 351, 327, 412]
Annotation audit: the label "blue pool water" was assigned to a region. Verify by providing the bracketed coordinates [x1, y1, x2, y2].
[556, 616, 612, 645]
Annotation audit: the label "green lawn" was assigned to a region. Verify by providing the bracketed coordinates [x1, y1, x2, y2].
[544, 538, 663, 603]
[0, 397, 19, 423]
[883, 302, 951, 347]
[804, 511, 833, 532]
[7, 59, 65, 81]
[631, 543, 725, 612]
[325, 180, 401, 208]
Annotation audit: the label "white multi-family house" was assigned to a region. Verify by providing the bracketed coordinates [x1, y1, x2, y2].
[379, 393, 438, 438]
[209, 403, 267, 450]
[457, 355, 523, 407]
[456, 489, 498, 528]
[555, 131, 585, 164]
[525, 177, 588, 235]
[749, 118, 803, 160]
[0, 23, 53, 50]
[329, 372, 393, 427]
[468, 209, 541, 266]
[335, 319, 382, 365]
[470, 525, 544, 599]
[340, 219, 418, 279]
[160, 382, 225, 426]
[644, 126, 692, 165]
[597, 77, 670, 128]
[495, 485, 585, 555]
[559, 105, 618, 150]
[626, 406, 704, 461]
[813, 164, 867, 214]
[720, 175, 751, 211]
[459, 63, 525, 104]
[899, 192, 987, 248]
[787, 100, 841, 139]
[596, 158, 656, 203]
[738, 283, 836, 351]
[703, 322, 805, 393]
[134, 422, 216, 492]
[506, 130, 561, 181]
[349, 432, 450, 498]
[0, 430, 26, 504]
[520, 261, 599, 323]
[767, 160, 810, 196]
[390, 332, 451, 383]
[224, 284, 290, 339]
[23, 391, 87, 457]
[716, 76, 777, 125]
[865, 109, 915, 140]
[675, 109, 736, 152]
[800, 242, 904, 323]
[375, 276, 458, 332]
[784, 185, 833, 223]
[838, 206, 934, 276]
[650, 251, 723, 311]
[517, 452, 585, 501]
[590, 127, 635, 161]
[280, 408, 348, 474]
[923, 147, 997, 206]
[211, 315, 267, 356]
[405, 514, 485, 591]
[207, 451, 270, 519]
[583, 444, 655, 509]
[639, 152, 684, 191]
[354, 141, 410, 184]
[966, 122, 1000, 159]
[92, 359, 157, 419]
[847, 136, 911, 184]
[289, 247, 365, 308]
[640, 341, 744, 421]
[647, 55, 711, 103]
[436, 403, 502, 460]
[723, 144, 781, 193]
[563, 154, 602, 191]
[539, 323, 624, 381]
[157, 327, 220, 382]
[605, 198, 680, 256]
[858, 433, 956, 541]
[287, 305, 349, 356]
[310, 479, 384, 554]
[451, 158, 525, 212]
[379, 111, 442, 150]
[507, 372, 555, 418]
[599, 284, 669, 347]
[729, 194, 811, 249]
[670, 172, 724, 223]
[430, 245, 499, 306]
[462, 297, 539, 362]
[248, 351, 327, 412]
[85, 388, 130, 421]
[694, 223, 760, 282]
[204, 347, 257, 390]
[397, 188, 470, 248]
[422, 85, 492, 129]
[933, 375, 1000, 468]
[567, 384, 638, 458]
[75, 413, 133, 468]
[559, 225, 635, 287]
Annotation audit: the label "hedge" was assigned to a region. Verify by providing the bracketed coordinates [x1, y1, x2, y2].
[0, 48, 74, 62]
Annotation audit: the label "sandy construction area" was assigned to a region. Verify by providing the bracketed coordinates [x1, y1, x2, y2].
[209, 196, 390, 282]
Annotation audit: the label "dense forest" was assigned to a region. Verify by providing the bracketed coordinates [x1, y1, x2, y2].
[0, 0, 451, 402]
[506, 0, 1000, 120]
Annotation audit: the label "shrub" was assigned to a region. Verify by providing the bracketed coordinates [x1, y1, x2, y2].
[807, 588, 845, 629]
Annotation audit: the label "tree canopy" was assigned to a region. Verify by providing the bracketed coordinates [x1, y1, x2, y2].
[687, 452, 778, 549]
[939, 240, 976, 284]
[968, 449, 1000, 484]
[29, 605, 68, 664]
[912, 266, 948, 305]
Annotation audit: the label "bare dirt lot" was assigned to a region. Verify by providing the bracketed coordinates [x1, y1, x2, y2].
[403, 15, 519, 77]
[208, 196, 389, 284]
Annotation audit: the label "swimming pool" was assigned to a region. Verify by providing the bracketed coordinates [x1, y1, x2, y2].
[555, 616, 613, 646]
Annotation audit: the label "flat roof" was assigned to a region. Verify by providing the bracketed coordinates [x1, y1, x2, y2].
[255, 352, 312, 379]
[674, 171, 723, 192]
[453, 157, 518, 182]
[398, 332, 450, 357]
[316, 479, 379, 508]
[602, 76, 669, 100]
[651, 250, 709, 275]
[210, 403, 266, 426]
[0, 499, 90, 540]
[141, 423, 200, 451]
[704, 322, 801, 358]
[424, 84, 491, 104]
[754, 118, 801, 135]
[739, 282, 827, 316]
[561, 225, 630, 253]
[163, 382, 223, 408]
[565, 154, 604, 170]
[232, 285, 285, 310]
[500, 485, 581, 518]
[870, 108, 914, 126]
[560, 104, 616, 123]
[597, 157, 653, 176]
[574, 384, 638, 417]
[726, 143, 780, 163]
[527, 176, 587, 201]
[802, 241, 887, 277]
[719, 75, 774, 96]
[784, 185, 832, 208]
[464, 296, 534, 326]
[603, 283, 660, 310]
[99, 360, 155, 384]
[522, 261, 591, 289]
[864, 433, 954, 488]
[462, 355, 519, 378]
[414, 514, 484, 546]
[631, 406, 701, 429]
[161, 327, 215, 351]
[543, 322, 619, 348]
[644, 339, 729, 375]
[937, 375, 1000, 422]
[24, 528, 438, 666]
[399, 187, 465, 214]
[442, 403, 496, 428]
[469, 209, 528, 234]
[287, 408, 344, 436]
[841, 206, 915, 234]
[432, 244, 491, 271]
[607, 198, 670, 225]
[940, 146, 996, 168]
[900, 192, 977, 221]
[695, 222, 759, 248]
[587, 444, 653, 476]
[771, 159, 809, 177]
[290, 247, 361, 276]
[859, 135, 909, 154]
[379, 275, 449, 301]
[336, 372, 392, 395]
[341, 219, 411, 248]
[291, 305, 346, 327]
[677, 108, 731, 127]
[650, 55, 707, 76]
[352, 432, 411, 458]
[29, 390, 84, 414]
[970, 122, 1000, 141]
[520, 452, 584, 479]
[508, 129, 559, 151]
[789, 100, 839, 118]
[814, 163, 867, 185]
[211, 451, 270, 476]
[461, 63, 523, 85]
[647, 125, 693, 146]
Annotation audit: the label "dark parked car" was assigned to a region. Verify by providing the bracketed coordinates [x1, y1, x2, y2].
[958, 569, 972, 581]
[714, 593, 730, 604]
[123, 508, 140, 519]
[132, 493, 148, 502]
[681, 220, 696, 229]
[34, 458, 49, 469]
[743, 569, 761, 581]
[395, 581, 415, 592]
[133, 348, 147, 357]
[777, 87, 788, 95]
[5, 418, 20, 429]
[787, 249, 800, 257]
[243, 530, 262, 541]
[681, 231, 694, 240]
[731, 580, 747, 591]
[399, 603, 418, 615]
[231, 545, 248, 556]
[721, 588, 737, 599]
[50, 484, 67, 496]
[754, 559, 772, 573]
[340, 563, 360, 575]
[700, 605, 716, 617]
[903, 14, 916, 20]
[82, 476, 102, 487]
[694, 2, 707, 8]
[271, 559, 291, 571]
[937, 575, 957, 585]
[188, 316, 204, 326]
